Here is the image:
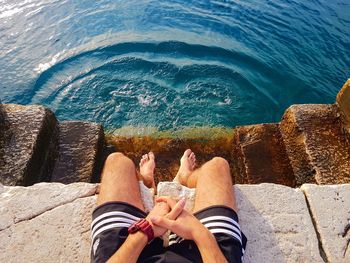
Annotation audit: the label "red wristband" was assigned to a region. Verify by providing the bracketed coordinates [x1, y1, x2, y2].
[128, 219, 154, 243]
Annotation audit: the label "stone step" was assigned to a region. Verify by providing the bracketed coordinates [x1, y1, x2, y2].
[50, 121, 105, 184]
[0, 104, 58, 186]
[280, 104, 350, 185]
[232, 123, 295, 186]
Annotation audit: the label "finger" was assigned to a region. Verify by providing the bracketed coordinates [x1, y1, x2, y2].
[151, 216, 175, 231]
[167, 198, 186, 220]
[156, 196, 178, 208]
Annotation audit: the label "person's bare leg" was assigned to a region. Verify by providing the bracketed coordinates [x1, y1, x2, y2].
[173, 149, 196, 185]
[97, 152, 144, 211]
[192, 157, 237, 212]
[174, 150, 237, 212]
[139, 152, 156, 190]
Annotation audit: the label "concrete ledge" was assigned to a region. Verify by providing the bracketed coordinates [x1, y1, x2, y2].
[159, 182, 323, 262]
[0, 182, 348, 262]
[301, 184, 350, 263]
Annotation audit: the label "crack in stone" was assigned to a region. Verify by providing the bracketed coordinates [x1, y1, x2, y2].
[343, 239, 350, 258]
[303, 192, 328, 263]
[0, 193, 97, 232]
[342, 223, 350, 258]
[341, 223, 350, 238]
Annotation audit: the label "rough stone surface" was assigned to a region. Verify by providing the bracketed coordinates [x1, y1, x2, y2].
[0, 182, 155, 262]
[0, 182, 338, 263]
[0, 103, 7, 128]
[139, 181, 155, 212]
[232, 124, 295, 186]
[280, 104, 350, 185]
[0, 104, 58, 186]
[337, 79, 350, 134]
[158, 182, 323, 263]
[157, 181, 196, 211]
[301, 184, 350, 263]
[236, 184, 323, 263]
[0, 182, 98, 231]
[0, 195, 96, 263]
[51, 121, 105, 184]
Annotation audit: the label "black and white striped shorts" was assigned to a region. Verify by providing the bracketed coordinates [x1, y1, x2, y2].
[91, 202, 247, 263]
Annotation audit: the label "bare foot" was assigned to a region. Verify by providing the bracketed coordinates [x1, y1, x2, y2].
[139, 152, 156, 189]
[174, 149, 196, 186]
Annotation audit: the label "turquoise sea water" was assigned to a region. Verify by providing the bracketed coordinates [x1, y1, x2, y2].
[0, 0, 349, 131]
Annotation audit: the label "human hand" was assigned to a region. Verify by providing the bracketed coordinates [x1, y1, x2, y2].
[150, 196, 207, 241]
[146, 197, 186, 237]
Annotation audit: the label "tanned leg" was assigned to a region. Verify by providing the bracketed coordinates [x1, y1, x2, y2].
[97, 152, 144, 211]
[175, 150, 237, 213]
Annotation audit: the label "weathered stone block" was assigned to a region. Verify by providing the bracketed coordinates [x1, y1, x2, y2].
[158, 182, 323, 263]
[280, 104, 350, 185]
[0, 195, 96, 263]
[51, 121, 105, 184]
[0, 182, 98, 231]
[337, 79, 350, 134]
[0, 104, 58, 186]
[0, 182, 150, 262]
[301, 184, 350, 263]
[232, 124, 295, 186]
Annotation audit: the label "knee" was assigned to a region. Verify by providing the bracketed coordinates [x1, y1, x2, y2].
[105, 152, 134, 167]
[209, 157, 230, 170]
[106, 152, 125, 162]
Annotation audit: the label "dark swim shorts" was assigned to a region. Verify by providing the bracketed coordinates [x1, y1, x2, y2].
[90, 201, 247, 263]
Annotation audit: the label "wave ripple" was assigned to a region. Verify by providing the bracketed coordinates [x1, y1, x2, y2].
[0, 0, 349, 130]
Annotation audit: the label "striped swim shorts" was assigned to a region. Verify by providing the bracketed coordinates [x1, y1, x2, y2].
[91, 201, 247, 263]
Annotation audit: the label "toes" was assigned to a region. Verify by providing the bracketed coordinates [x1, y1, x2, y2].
[148, 152, 155, 160]
[190, 153, 196, 168]
[140, 154, 148, 167]
[139, 158, 145, 167]
[183, 149, 192, 158]
[189, 152, 195, 160]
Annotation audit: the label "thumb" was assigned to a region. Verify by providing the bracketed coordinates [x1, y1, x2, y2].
[151, 216, 175, 230]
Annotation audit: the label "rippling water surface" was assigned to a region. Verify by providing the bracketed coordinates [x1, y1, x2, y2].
[0, 0, 349, 131]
